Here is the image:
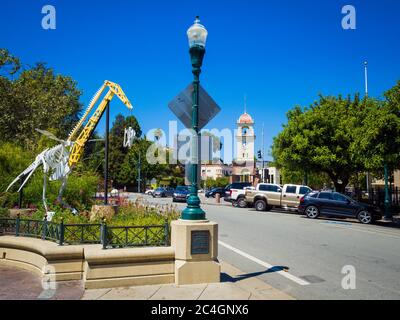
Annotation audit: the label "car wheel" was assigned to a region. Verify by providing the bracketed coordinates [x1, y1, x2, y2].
[357, 210, 373, 224]
[237, 197, 248, 209]
[255, 200, 267, 212]
[305, 205, 319, 219]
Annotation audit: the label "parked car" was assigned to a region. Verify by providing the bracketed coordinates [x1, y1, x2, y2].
[245, 184, 312, 211]
[153, 187, 174, 198]
[173, 186, 190, 202]
[205, 187, 226, 198]
[298, 191, 382, 224]
[145, 189, 154, 196]
[224, 182, 253, 205]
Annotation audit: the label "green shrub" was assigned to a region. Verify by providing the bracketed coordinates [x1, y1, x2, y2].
[0, 207, 9, 218]
[0, 142, 34, 192]
[63, 173, 98, 210]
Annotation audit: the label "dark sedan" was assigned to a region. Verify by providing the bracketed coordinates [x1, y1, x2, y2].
[173, 186, 190, 202]
[205, 188, 226, 198]
[153, 187, 174, 198]
[298, 191, 382, 224]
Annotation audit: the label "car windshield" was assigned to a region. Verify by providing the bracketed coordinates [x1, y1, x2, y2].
[155, 188, 164, 191]
[176, 187, 188, 192]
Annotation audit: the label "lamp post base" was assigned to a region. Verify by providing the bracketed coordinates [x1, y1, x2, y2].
[181, 207, 206, 221]
[182, 194, 205, 220]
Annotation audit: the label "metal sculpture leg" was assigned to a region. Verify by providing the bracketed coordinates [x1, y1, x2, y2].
[42, 172, 48, 213]
[57, 176, 68, 203]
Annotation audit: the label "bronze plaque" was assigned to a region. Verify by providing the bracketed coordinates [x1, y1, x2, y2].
[191, 230, 210, 255]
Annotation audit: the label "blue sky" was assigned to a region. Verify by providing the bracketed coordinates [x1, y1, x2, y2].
[1, 0, 400, 163]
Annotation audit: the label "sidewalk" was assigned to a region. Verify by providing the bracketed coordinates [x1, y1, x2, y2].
[82, 261, 294, 300]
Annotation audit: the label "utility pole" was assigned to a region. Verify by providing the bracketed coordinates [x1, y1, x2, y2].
[262, 122, 265, 183]
[104, 101, 110, 205]
[364, 61, 370, 197]
[137, 151, 141, 193]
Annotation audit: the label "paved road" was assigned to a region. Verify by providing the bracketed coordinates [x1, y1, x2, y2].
[136, 194, 400, 300]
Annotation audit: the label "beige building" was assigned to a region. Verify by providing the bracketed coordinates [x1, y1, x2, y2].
[394, 170, 400, 188]
[201, 161, 232, 180]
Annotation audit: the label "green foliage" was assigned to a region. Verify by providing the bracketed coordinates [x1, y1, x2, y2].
[272, 85, 400, 192]
[354, 81, 400, 172]
[2, 168, 98, 211]
[62, 173, 99, 210]
[202, 176, 230, 189]
[272, 95, 367, 192]
[109, 113, 142, 187]
[117, 137, 174, 190]
[0, 53, 82, 147]
[0, 142, 33, 191]
[19, 198, 180, 227]
[0, 207, 9, 218]
[0, 49, 21, 76]
[279, 167, 331, 189]
[111, 200, 180, 226]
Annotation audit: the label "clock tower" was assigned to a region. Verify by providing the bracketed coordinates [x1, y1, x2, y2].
[236, 112, 255, 163]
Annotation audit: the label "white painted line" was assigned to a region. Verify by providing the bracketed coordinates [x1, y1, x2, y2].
[218, 240, 310, 286]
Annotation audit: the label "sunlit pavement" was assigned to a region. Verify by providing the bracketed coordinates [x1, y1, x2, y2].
[130, 194, 400, 300]
[0, 265, 84, 300]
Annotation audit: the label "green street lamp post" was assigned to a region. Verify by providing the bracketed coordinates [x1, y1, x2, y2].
[181, 16, 208, 221]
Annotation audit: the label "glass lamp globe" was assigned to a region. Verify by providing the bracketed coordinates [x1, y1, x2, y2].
[187, 16, 208, 48]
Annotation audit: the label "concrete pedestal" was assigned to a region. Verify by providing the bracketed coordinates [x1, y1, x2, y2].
[171, 219, 220, 285]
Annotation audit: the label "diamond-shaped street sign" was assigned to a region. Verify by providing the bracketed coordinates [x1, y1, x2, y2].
[168, 83, 221, 130]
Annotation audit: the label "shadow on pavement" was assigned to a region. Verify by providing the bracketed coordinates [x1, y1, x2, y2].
[221, 266, 290, 283]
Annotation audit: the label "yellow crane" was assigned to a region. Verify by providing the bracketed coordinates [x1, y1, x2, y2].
[67, 80, 133, 167]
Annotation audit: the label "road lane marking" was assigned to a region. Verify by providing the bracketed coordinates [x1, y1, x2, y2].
[218, 240, 310, 286]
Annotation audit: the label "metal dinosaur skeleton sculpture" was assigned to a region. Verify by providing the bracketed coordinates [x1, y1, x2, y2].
[6, 80, 133, 213]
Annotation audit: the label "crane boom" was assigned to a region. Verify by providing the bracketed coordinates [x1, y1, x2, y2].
[68, 80, 132, 167]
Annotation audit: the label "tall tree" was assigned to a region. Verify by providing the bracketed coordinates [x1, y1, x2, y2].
[108, 113, 141, 186]
[272, 94, 369, 192]
[0, 50, 82, 147]
[118, 138, 168, 191]
[355, 81, 400, 175]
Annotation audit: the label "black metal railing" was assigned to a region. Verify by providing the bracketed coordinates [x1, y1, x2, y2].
[0, 218, 16, 235]
[62, 223, 102, 245]
[102, 223, 169, 249]
[352, 187, 400, 210]
[0, 217, 170, 249]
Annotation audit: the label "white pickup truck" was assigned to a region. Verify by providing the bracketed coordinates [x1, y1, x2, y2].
[224, 182, 254, 207]
[243, 183, 313, 211]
